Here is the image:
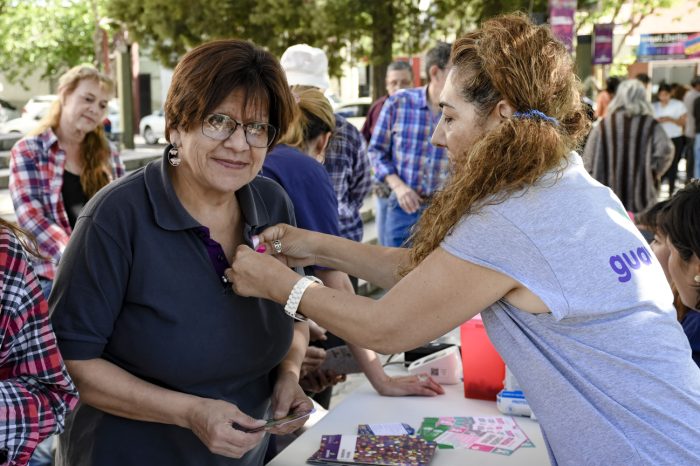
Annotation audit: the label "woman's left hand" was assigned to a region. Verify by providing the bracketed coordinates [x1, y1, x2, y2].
[268, 371, 314, 435]
[371, 373, 445, 397]
[227, 245, 298, 302]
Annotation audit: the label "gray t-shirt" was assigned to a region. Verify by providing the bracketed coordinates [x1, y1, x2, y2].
[442, 153, 700, 465]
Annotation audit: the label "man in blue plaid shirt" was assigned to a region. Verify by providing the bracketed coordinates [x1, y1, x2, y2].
[368, 43, 451, 247]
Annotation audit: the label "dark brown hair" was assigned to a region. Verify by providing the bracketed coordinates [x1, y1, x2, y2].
[408, 13, 590, 271]
[658, 180, 700, 309]
[32, 65, 114, 198]
[165, 39, 295, 147]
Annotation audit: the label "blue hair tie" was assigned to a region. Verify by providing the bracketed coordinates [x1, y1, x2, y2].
[513, 109, 559, 126]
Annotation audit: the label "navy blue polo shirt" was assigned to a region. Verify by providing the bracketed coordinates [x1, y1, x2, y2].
[50, 150, 297, 466]
[262, 144, 339, 237]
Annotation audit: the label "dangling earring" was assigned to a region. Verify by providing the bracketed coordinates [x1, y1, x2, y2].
[168, 145, 181, 167]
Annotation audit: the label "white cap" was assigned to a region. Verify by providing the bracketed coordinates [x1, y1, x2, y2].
[280, 44, 330, 90]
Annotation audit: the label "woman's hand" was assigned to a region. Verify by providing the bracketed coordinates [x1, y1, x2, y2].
[227, 245, 298, 301]
[187, 398, 266, 458]
[268, 371, 314, 435]
[253, 224, 319, 268]
[301, 346, 327, 377]
[370, 373, 445, 397]
[300, 368, 346, 393]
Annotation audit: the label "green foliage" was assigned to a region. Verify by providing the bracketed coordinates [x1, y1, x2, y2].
[0, 0, 101, 86]
[106, 0, 426, 77]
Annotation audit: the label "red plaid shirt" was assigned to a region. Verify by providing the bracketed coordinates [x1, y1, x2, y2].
[0, 227, 79, 465]
[9, 129, 125, 280]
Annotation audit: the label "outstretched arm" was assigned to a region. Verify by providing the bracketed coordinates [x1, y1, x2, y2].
[258, 224, 410, 290]
[230, 244, 518, 355]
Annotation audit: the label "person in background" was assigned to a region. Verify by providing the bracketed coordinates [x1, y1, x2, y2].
[9, 65, 124, 299]
[368, 42, 451, 247]
[280, 45, 372, 254]
[636, 72, 651, 89]
[584, 79, 674, 214]
[653, 82, 687, 196]
[682, 77, 700, 180]
[49, 40, 312, 466]
[263, 85, 441, 399]
[656, 181, 700, 367]
[634, 199, 668, 247]
[594, 76, 620, 119]
[361, 61, 414, 142]
[671, 82, 687, 101]
[260, 86, 441, 461]
[229, 14, 700, 465]
[0, 219, 78, 466]
[360, 61, 414, 246]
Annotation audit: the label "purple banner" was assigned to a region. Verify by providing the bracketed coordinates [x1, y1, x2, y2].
[549, 0, 577, 53]
[593, 24, 614, 65]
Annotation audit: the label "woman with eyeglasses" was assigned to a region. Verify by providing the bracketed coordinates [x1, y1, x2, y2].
[228, 14, 700, 465]
[49, 40, 313, 466]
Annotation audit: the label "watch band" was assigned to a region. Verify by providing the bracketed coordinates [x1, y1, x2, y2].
[284, 276, 323, 321]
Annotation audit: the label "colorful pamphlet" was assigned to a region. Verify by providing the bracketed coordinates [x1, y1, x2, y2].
[306, 434, 437, 466]
[417, 416, 534, 456]
[357, 423, 415, 436]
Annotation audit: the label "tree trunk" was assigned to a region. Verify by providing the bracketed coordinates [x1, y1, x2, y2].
[370, 1, 395, 101]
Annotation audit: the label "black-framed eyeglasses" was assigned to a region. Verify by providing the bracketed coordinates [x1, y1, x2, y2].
[202, 113, 277, 148]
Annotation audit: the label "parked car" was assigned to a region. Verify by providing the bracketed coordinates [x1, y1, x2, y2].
[0, 98, 18, 124]
[334, 98, 371, 130]
[139, 109, 165, 145]
[21, 95, 58, 119]
[0, 95, 57, 135]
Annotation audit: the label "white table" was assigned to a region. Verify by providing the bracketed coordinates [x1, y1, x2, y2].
[267, 382, 550, 465]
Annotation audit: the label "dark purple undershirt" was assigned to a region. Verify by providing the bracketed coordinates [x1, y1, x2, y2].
[193, 226, 230, 284]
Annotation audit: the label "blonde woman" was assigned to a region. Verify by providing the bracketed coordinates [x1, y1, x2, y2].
[9, 65, 124, 297]
[230, 14, 700, 465]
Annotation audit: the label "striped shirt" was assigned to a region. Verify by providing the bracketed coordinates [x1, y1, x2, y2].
[324, 115, 372, 242]
[0, 227, 78, 465]
[368, 87, 447, 197]
[9, 128, 124, 280]
[583, 111, 674, 213]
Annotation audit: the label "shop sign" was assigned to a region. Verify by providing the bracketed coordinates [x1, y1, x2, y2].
[637, 32, 699, 61]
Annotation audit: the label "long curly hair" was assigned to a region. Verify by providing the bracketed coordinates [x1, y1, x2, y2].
[31, 65, 114, 198]
[407, 13, 590, 272]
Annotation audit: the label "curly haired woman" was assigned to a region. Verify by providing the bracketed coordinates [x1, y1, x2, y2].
[227, 14, 700, 465]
